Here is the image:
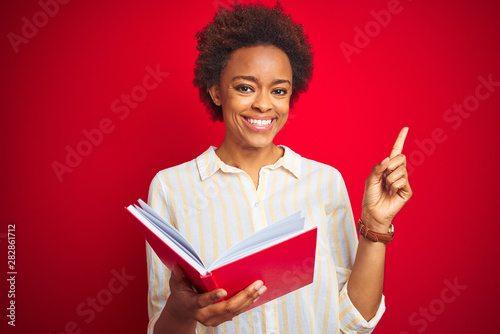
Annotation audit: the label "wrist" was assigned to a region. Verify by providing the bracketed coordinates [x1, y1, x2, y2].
[160, 298, 197, 332]
[360, 211, 390, 234]
[357, 233, 387, 249]
[357, 219, 394, 244]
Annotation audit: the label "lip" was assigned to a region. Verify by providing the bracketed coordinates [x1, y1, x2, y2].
[242, 115, 275, 120]
[241, 115, 276, 132]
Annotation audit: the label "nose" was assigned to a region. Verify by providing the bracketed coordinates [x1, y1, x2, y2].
[251, 91, 272, 113]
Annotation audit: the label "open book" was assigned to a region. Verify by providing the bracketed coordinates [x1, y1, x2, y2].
[126, 199, 317, 310]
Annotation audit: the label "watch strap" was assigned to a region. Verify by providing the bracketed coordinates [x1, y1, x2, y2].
[357, 219, 394, 244]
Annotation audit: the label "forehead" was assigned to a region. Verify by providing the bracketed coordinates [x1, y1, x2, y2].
[221, 45, 293, 81]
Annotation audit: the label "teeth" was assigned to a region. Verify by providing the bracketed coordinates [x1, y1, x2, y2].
[247, 118, 272, 126]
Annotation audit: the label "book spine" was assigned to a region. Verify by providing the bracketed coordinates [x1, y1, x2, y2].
[200, 273, 218, 292]
[200, 273, 226, 303]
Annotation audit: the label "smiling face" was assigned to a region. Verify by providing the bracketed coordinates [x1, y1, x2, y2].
[209, 45, 293, 151]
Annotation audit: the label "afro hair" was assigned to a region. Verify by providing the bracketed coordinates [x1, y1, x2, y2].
[193, 1, 314, 122]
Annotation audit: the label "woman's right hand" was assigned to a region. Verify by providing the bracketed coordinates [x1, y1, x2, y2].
[154, 264, 267, 333]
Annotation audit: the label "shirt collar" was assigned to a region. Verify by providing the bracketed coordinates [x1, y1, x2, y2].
[196, 145, 301, 181]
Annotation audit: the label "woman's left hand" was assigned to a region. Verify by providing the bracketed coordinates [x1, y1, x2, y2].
[361, 127, 413, 233]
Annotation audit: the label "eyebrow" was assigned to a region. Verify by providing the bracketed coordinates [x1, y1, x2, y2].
[231, 75, 291, 86]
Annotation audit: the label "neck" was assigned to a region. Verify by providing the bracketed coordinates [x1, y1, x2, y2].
[215, 140, 283, 174]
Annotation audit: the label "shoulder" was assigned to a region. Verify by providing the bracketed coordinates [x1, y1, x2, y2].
[153, 159, 196, 182]
[304, 156, 342, 177]
[149, 147, 212, 191]
[282, 145, 343, 182]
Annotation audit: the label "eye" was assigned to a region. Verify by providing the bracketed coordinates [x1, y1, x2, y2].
[273, 88, 288, 96]
[235, 85, 254, 93]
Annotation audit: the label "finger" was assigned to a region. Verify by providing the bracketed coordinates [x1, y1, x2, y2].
[196, 289, 228, 309]
[171, 263, 228, 309]
[370, 157, 391, 182]
[214, 280, 266, 316]
[389, 177, 408, 196]
[389, 127, 409, 159]
[195, 281, 266, 327]
[385, 154, 406, 175]
[385, 165, 405, 191]
[230, 281, 265, 313]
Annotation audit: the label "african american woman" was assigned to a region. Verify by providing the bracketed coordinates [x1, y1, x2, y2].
[145, 3, 412, 333]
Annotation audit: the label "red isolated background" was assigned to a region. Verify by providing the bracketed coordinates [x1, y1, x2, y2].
[1, 0, 499, 333]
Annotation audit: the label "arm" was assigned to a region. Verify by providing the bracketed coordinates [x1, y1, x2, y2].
[347, 226, 385, 320]
[348, 127, 412, 320]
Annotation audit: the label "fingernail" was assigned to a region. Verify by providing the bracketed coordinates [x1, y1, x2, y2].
[253, 297, 260, 303]
[258, 286, 267, 295]
[381, 157, 389, 165]
[254, 281, 263, 291]
[389, 190, 394, 196]
[217, 291, 226, 299]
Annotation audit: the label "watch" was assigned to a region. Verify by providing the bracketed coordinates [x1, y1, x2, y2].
[357, 219, 394, 244]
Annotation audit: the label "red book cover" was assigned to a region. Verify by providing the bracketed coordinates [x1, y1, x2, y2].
[126, 202, 317, 311]
[209, 227, 317, 310]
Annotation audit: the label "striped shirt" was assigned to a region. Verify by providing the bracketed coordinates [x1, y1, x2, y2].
[146, 146, 385, 334]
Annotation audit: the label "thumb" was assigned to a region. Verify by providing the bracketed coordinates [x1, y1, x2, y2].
[171, 263, 184, 281]
[170, 263, 227, 307]
[169, 263, 190, 290]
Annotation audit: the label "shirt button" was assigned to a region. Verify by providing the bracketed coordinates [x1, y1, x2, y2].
[254, 202, 259, 208]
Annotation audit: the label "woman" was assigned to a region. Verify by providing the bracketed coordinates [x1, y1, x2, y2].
[146, 3, 411, 333]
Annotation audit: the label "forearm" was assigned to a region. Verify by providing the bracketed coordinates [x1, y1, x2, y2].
[347, 218, 386, 321]
[347, 127, 411, 322]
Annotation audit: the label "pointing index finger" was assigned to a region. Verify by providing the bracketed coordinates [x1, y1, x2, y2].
[389, 127, 409, 159]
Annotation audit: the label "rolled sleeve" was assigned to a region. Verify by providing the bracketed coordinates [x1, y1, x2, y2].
[338, 281, 386, 333]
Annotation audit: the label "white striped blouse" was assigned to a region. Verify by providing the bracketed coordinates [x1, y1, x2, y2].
[146, 146, 385, 334]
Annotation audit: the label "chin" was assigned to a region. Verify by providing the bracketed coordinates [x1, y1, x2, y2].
[241, 138, 274, 150]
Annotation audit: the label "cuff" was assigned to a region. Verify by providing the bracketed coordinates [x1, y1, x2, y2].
[338, 282, 386, 334]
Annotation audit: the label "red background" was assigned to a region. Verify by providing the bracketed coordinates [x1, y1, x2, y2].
[2, 0, 500, 333]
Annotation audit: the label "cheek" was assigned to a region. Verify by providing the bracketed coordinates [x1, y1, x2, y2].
[280, 114, 289, 127]
[276, 112, 289, 131]
[278, 104, 290, 122]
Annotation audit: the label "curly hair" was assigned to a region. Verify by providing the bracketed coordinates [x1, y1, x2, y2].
[193, 1, 314, 122]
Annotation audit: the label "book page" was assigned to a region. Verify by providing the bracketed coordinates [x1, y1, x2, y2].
[137, 199, 204, 266]
[132, 202, 205, 269]
[209, 212, 305, 270]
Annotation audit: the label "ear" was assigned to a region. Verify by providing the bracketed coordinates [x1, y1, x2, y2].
[208, 85, 221, 106]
